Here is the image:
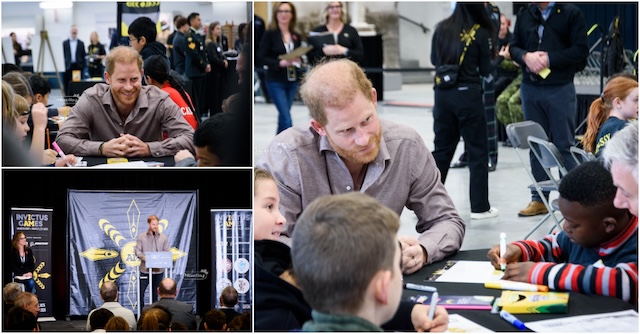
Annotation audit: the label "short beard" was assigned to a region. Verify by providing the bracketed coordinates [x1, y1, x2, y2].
[327, 126, 382, 165]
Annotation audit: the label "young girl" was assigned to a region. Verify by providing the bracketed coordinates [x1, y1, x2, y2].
[254, 168, 286, 241]
[583, 75, 638, 156]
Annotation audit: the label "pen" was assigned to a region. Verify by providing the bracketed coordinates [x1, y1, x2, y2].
[404, 283, 437, 293]
[52, 142, 73, 167]
[500, 232, 507, 271]
[500, 310, 526, 330]
[485, 281, 549, 292]
[428, 291, 438, 321]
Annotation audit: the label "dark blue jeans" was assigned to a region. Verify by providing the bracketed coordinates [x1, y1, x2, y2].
[16, 277, 35, 293]
[264, 80, 298, 134]
[520, 82, 578, 202]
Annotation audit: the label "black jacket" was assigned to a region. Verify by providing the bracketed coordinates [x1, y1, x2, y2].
[257, 29, 302, 82]
[510, 3, 589, 86]
[140, 41, 167, 61]
[10, 247, 35, 276]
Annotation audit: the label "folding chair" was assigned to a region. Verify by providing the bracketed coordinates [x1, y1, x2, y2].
[570, 146, 596, 165]
[505, 121, 564, 239]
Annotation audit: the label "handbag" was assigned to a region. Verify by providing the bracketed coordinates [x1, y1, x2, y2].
[435, 24, 480, 88]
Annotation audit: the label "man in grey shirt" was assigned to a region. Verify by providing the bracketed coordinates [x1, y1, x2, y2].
[55, 46, 195, 158]
[135, 214, 170, 309]
[256, 59, 465, 274]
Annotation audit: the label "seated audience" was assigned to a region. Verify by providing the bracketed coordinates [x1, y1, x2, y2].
[602, 122, 638, 216]
[5, 306, 39, 331]
[85, 281, 137, 331]
[488, 160, 637, 305]
[218, 286, 241, 326]
[104, 316, 131, 331]
[227, 310, 251, 331]
[89, 308, 114, 332]
[253, 168, 448, 331]
[169, 321, 188, 331]
[174, 112, 239, 166]
[142, 278, 197, 330]
[583, 74, 638, 156]
[202, 309, 227, 331]
[3, 282, 22, 316]
[138, 306, 171, 331]
[55, 46, 195, 157]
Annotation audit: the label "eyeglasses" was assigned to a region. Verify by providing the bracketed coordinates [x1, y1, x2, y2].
[277, 10, 292, 14]
[20, 237, 26, 240]
[129, 37, 138, 42]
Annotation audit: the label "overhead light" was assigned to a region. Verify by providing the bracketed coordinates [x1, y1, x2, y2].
[39, 1, 73, 9]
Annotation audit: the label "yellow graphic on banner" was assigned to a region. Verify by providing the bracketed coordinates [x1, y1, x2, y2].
[33, 262, 50, 290]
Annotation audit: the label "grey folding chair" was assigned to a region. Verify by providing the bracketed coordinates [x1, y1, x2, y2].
[570, 146, 596, 165]
[505, 121, 564, 239]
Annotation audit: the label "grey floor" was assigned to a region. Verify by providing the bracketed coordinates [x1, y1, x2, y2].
[253, 82, 564, 251]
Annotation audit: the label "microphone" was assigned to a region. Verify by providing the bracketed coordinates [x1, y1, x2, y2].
[153, 231, 158, 251]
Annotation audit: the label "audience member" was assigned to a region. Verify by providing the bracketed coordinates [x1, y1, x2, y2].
[128, 16, 168, 62]
[3, 282, 22, 316]
[143, 54, 198, 130]
[488, 160, 637, 305]
[431, 3, 497, 220]
[167, 15, 185, 69]
[227, 310, 251, 331]
[257, 1, 302, 134]
[14, 291, 40, 317]
[55, 46, 195, 157]
[253, 168, 448, 331]
[10, 32, 30, 66]
[138, 306, 171, 331]
[221, 42, 249, 113]
[291, 192, 448, 331]
[202, 309, 227, 331]
[5, 306, 39, 331]
[234, 23, 248, 52]
[256, 58, 465, 272]
[205, 21, 229, 116]
[87, 31, 107, 78]
[510, 2, 589, 217]
[142, 278, 197, 330]
[309, 1, 364, 66]
[62, 24, 87, 95]
[85, 281, 136, 331]
[174, 112, 239, 167]
[10, 232, 36, 293]
[583, 75, 638, 156]
[89, 308, 114, 332]
[170, 321, 189, 331]
[104, 316, 131, 331]
[218, 286, 241, 326]
[602, 122, 638, 216]
[172, 17, 190, 76]
[185, 12, 211, 122]
[2, 81, 37, 166]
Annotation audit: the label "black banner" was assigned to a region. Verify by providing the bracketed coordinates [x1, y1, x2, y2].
[117, 1, 161, 38]
[10, 208, 53, 317]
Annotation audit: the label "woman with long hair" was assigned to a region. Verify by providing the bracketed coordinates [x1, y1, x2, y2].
[143, 55, 198, 131]
[87, 31, 106, 78]
[257, 2, 302, 134]
[10, 232, 36, 293]
[582, 75, 638, 156]
[206, 21, 229, 116]
[430, 2, 497, 220]
[138, 306, 171, 331]
[234, 23, 248, 52]
[309, 2, 363, 65]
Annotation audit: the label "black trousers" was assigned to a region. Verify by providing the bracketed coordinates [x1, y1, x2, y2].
[139, 272, 163, 310]
[432, 85, 490, 213]
[189, 75, 207, 122]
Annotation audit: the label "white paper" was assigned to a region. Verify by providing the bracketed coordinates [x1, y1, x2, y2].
[445, 313, 493, 333]
[525, 310, 639, 333]
[432, 260, 504, 284]
[91, 161, 149, 168]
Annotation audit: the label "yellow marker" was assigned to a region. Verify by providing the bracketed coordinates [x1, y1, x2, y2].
[539, 67, 551, 79]
[485, 281, 549, 292]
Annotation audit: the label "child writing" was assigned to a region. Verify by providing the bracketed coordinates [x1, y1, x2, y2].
[291, 192, 448, 332]
[582, 74, 638, 156]
[488, 160, 637, 305]
[253, 169, 448, 331]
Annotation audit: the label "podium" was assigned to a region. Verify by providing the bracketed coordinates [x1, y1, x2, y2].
[137, 251, 172, 316]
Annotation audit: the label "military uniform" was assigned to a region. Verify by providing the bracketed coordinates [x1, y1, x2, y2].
[496, 72, 523, 126]
[185, 27, 209, 121]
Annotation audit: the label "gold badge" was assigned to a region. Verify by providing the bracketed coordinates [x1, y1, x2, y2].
[188, 43, 196, 50]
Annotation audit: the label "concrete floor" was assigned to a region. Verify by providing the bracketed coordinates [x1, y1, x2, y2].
[253, 82, 563, 251]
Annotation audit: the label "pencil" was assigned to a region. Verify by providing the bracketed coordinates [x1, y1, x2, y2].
[46, 128, 51, 150]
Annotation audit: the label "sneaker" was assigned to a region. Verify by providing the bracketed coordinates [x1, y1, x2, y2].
[517, 201, 548, 217]
[470, 207, 499, 220]
[488, 162, 496, 172]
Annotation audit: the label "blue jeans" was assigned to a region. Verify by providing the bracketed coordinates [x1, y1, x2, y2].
[264, 80, 298, 134]
[16, 277, 35, 293]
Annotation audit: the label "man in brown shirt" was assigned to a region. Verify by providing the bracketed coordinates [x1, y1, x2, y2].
[135, 215, 170, 309]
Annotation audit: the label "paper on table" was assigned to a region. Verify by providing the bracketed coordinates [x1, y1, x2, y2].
[445, 314, 493, 333]
[91, 161, 149, 168]
[428, 260, 504, 284]
[525, 309, 638, 333]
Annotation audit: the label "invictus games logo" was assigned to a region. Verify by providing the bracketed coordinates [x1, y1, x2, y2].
[79, 199, 186, 308]
[14, 213, 48, 227]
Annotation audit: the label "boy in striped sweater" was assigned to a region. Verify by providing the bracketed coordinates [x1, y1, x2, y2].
[488, 160, 637, 305]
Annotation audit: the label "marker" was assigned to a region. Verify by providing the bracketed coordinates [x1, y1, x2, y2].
[500, 232, 507, 271]
[485, 281, 549, 292]
[52, 142, 73, 167]
[500, 310, 526, 330]
[404, 283, 437, 293]
[428, 291, 438, 321]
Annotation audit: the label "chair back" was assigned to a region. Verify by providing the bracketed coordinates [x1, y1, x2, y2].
[506, 121, 548, 150]
[528, 136, 570, 178]
[570, 146, 596, 165]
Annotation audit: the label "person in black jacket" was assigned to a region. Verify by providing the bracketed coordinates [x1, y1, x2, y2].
[62, 25, 87, 96]
[128, 16, 168, 62]
[308, 1, 364, 66]
[206, 21, 229, 116]
[510, 3, 589, 217]
[9, 232, 36, 293]
[185, 12, 211, 122]
[431, 2, 497, 220]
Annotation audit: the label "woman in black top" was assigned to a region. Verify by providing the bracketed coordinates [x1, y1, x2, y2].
[10, 232, 36, 293]
[309, 1, 364, 66]
[206, 22, 229, 116]
[430, 2, 497, 219]
[257, 2, 302, 134]
[87, 31, 106, 78]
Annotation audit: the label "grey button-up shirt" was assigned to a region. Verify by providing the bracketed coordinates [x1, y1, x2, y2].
[55, 83, 195, 157]
[135, 230, 170, 274]
[256, 119, 465, 264]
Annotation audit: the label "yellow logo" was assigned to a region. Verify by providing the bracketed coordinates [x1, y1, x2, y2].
[33, 262, 50, 290]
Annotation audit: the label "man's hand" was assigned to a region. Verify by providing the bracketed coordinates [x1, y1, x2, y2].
[121, 134, 151, 157]
[499, 44, 511, 60]
[523, 51, 548, 74]
[487, 244, 523, 270]
[174, 149, 194, 163]
[100, 136, 129, 157]
[502, 262, 535, 282]
[399, 236, 427, 274]
[411, 304, 449, 332]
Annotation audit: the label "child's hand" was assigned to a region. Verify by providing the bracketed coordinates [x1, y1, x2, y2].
[487, 244, 522, 269]
[410, 304, 448, 332]
[502, 262, 535, 282]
